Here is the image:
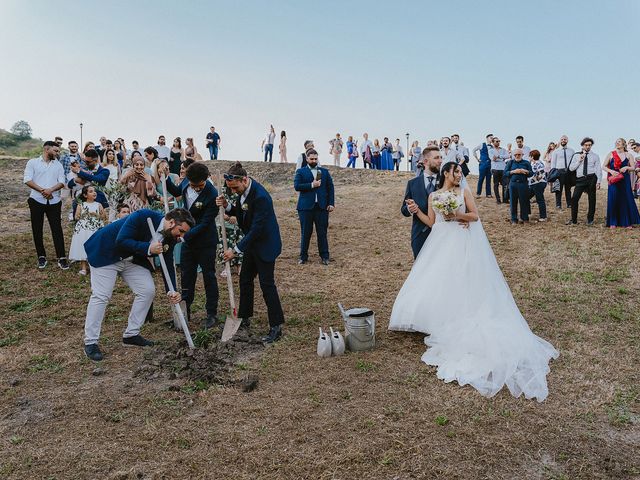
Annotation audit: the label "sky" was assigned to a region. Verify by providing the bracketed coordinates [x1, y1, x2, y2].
[1, 0, 639, 172]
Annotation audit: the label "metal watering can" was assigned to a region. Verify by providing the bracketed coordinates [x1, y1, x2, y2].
[338, 303, 376, 352]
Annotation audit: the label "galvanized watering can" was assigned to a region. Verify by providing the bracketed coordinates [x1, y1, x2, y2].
[337, 303, 376, 352]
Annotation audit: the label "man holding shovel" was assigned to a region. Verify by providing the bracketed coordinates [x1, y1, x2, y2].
[215, 162, 285, 343]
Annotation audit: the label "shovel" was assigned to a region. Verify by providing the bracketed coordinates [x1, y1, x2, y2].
[216, 172, 241, 342]
[147, 217, 195, 349]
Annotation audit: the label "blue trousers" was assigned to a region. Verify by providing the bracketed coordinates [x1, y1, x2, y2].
[299, 205, 329, 261]
[411, 229, 430, 259]
[346, 156, 357, 168]
[529, 182, 547, 219]
[208, 144, 218, 160]
[477, 165, 492, 196]
[509, 182, 530, 222]
[264, 144, 273, 162]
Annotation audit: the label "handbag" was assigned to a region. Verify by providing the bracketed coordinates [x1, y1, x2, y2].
[608, 150, 625, 185]
[547, 168, 560, 182]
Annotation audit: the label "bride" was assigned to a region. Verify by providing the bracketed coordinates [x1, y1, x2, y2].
[389, 161, 558, 401]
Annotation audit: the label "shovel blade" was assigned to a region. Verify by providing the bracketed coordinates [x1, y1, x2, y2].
[221, 315, 242, 342]
[170, 301, 188, 331]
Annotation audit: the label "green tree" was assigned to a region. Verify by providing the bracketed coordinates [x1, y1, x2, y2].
[10, 120, 32, 139]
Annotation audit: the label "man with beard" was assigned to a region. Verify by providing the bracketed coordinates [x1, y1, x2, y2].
[82, 208, 195, 361]
[550, 135, 575, 209]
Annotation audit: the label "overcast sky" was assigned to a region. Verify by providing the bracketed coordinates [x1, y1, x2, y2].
[1, 0, 638, 170]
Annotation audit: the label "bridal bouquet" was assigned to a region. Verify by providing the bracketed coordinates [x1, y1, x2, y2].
[431, 191, 460, 218]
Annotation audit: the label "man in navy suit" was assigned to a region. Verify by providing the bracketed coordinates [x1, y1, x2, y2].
[216, 162, 285, 343]
[67, 149, 110, 208]
[294, 148, 335, 265]
[401, 146, 443, 258]
[82, 208, 195, 361]
[162, 161, 220, 329]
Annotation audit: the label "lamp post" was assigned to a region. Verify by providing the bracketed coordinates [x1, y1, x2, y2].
[405, 132, 410, 172]
[80, 123, 83, 148]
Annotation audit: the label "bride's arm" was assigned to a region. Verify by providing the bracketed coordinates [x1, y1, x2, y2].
[456, 189, 479, 222]
[414, 193, 436, 227]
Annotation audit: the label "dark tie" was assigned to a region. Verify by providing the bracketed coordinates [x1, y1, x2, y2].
[427, 176, 435, 193]
[583, 152, 588, 176]
[563, 148, 568, 169]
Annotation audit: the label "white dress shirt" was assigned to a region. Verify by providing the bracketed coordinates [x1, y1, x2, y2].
[569, 151, 602, 182]
[23, 156, 66, 204]
[550, 146, 575, 170]
[441, 147, 463, 163]
[155, 145, 171, 160]
[184, 186, 199, 210]
[360, 139, 373, 154]
[488, 147, 510, 170]
[510, 145, 531, 160]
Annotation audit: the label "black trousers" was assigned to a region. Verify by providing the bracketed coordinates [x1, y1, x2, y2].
[238, 250, 284, 327]
[492, 170, 508, 202]
[28, 198, 66, 259]
[180, 245, 219, 316]
[299, 205, 329, 261]
[555, 169, 573, 207]
[571, 175, 597, 224]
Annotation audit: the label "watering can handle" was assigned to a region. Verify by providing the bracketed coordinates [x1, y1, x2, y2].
[337, 303, 346, 317]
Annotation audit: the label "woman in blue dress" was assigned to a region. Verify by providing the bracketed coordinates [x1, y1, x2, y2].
[603, 138, 640, 229]
[381, 137, 393, 170]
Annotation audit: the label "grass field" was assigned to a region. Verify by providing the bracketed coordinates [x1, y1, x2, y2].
[0, 159, 638, 479]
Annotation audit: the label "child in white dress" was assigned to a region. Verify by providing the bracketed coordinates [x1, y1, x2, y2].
[69, 186, 106, 275]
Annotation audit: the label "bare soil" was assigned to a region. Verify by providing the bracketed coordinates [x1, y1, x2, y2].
[0, 159, 638, 479]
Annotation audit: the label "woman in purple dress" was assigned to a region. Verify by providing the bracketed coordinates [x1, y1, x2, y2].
[603, 138, 640, 229]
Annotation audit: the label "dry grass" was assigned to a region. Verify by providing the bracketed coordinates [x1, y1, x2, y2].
[0, 159, 638, 479]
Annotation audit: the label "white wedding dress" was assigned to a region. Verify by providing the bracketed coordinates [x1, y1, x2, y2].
[389, 190, 558, 401]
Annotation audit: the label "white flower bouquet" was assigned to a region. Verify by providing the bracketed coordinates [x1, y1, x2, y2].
[431, 191, 460, 219]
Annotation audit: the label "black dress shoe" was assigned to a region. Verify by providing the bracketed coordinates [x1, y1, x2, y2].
[240, 318, 251, 330]
[84, 344, 103, 361]
[204, 314, 218, 330]
[122, 335, 154, 347]
[262, 325, 282, 344]
[586, 220, 594, 225]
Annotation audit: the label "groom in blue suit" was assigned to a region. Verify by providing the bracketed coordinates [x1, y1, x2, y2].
[82, 208, 195, 361]
[217, 162, 285, 344]
[401, 146, 442, 258]
[294, 148, 335, 265]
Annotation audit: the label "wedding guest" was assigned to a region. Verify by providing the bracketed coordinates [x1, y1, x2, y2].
[143, 146, 159, 179]
[153, 158, 181, 209]
[550, 135, 575, 209]
[566, 137, 601, 226]
[68, 149, 110, 209]
[488, 137, 510, 203]
[54, 136, 64, 148]
[401, 146, 442, 258]
[372, 139, 382, 170]
[24, 141, 69, 270]
[169, 137, 183, 175]
[216, 162, 286, 343]
[102, 149, 120, 185]
[451, 134, 470, 176]
[116, 203, 130, 219]
[261, 124, 276, 162]
[69, 185, 106, 275]
[155, 135, 171, 161]
[602, 138, 640, 229]
[472, 134, 494, 197]
[543, 142, 556, 173]
[381, 137, 394, 170]
[507, 136, 531, 162]
[528, 150, 548, 222]
[631, 141, 640, 197]
[82, 208, 193, 361]
[206, 126, 221, 160]
[279, 131, 288, 163]
[294, 149, 335, 265]
[296, 140, 315, 169]
[329, 133, 343, 167]
[392, 139, 404, 171]
[629, 139, 639, 198]
[113, 139, 127, 169]
[346, 137, 358, 168]
[59, 141, 82, 177]
[83, 141, 95, 157]
[185, 137, 198, 161]
[504, 148, 533, 224]
[409, 140, 421, 173]
[129, 140, 144, 160]
[360, 133, 373, 169]
[120, 155, 156, 211]
[95, 136, 108, 161]
[164, 161, 221, 329]
[441, 136, 463, 164]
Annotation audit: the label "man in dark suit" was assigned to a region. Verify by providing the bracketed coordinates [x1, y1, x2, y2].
[294, 148, 335, 265]
[216, 162, 285, 344]
[163, 161, 220, 329]
[82, 208, 195, 361]
[401, 146, 443, 258]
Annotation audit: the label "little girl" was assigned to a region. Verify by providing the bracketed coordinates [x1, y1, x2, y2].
[69, 185, 106, 275]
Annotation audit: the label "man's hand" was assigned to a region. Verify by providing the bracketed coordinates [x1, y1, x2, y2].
[405, 199, 419, 214]
[223, 248, 236, 262]
[215, 195, 228, 208]
[149, 241, 164, 255]
[327, 205, 335, 212]
[41, 188, 54, 199]
[312, 179, 321, 188]
[167, 291, 181, 305]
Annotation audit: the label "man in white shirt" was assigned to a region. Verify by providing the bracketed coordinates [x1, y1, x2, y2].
[488, 137, 510, 203]
[155, 135, 171, 160]
[507, 136, 531, 161]
[23, 141, 69, 270]
[360, 133, 373, 169]
[567, 137, 601, 225]
[550, 135, 575, 209]
[451, 134, 470, 176]
[441, 136, 464, 164]
[261, 125, 276, 162]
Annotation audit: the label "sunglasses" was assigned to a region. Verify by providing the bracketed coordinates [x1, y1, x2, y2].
[224, 173, 245, 181]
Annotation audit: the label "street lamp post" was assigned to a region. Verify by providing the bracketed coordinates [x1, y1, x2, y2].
[80, 123, 83, 148]
[405, 133, 410, 171]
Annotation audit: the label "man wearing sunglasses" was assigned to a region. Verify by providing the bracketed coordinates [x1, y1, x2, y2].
[163, 161, 220, 330]
[216, 163, 285, 343]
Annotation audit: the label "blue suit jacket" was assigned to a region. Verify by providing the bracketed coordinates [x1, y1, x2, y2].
[232, 180, 282, 263]
[165, 177, 219, 249]
[401, 173, 437, 244]
[84, 209, 176, 291]
[294, 166, 335, 210]
[67, 164, 110, 208]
